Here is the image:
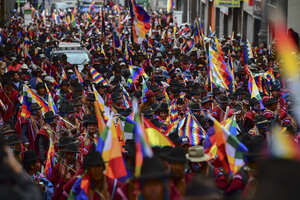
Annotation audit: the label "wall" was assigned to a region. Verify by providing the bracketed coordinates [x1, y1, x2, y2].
[288, 0, 300, 35]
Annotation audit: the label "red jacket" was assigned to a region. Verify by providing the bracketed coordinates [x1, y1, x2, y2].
[0, 89, 19, 122]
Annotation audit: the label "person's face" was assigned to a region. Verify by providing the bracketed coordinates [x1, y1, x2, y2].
[34, 160, 41, 172]
[61, 85, 68, 92]
[87, 123, 97, 134]
[65, 152, 75, 164]
[98, 87, 105, 95]
[37, 87, 46, 96]
[170, 161, 185, 179]
[13, 73, 19, 81]
[142, 179, 165, 200]
[177, 103, 184, 111]
[271, 91, 279, 98]
[36, 109, 42, 116]
[159, 111, 168, 120]
[270, 103, 277, 111]
[201, 70, 207, 76]
[182, 143, 190, 153]
[36, 72, 42, 77]
[88, 165, 104, 181]
[148, 96, 156, 104]
[203, 101, 212, 109]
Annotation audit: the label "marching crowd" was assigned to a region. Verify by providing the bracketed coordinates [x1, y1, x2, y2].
[0, 2, 299, 200]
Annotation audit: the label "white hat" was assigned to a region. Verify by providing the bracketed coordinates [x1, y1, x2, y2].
[186, 146, 210, 162]
[67, 69, 74, 73]
[21, 64, 29, 70]
[44, 76, 55, 83]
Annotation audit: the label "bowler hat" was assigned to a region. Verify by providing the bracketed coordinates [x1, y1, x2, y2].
[255, 115, 270, 125]
[189, 102, 201, 111]
[250, 98, 259, 107]
[83, 151, 105, 169]
[60, 80, 70, 86]
[65, 104, 76, 114]
[36, 82, 46, 90]
[186, 146, 210, 162]
[30, 103, 42, 112]
[23, 150, 39, 163]
[44, 111, 55, 120]
[6, 134, 22, 145]
[111, 92, 122, 102]
[265, 97, 278, 106]
[155, 93, 165, 101]
[138, 157, 169, 180]
[218, 95, 229, 104]
[83, 115, 98, 126]
[271, 85, 280, 92]
[158, 102, 169, 112]
[56, 136, 73, 147]
[212, 88, 221, 96]
[142, 108, 155, 116]
[86, 93, 96, 102]
[0, 125, 15, 135]
[61, 143, 79, 153]
[166, 146, 187, 162]
[201, 96, 213, 104]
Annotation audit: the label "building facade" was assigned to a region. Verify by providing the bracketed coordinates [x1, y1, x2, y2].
[179, 0, 300, 47]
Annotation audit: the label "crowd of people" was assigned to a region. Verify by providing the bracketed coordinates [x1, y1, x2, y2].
[0, 2, 299, 200]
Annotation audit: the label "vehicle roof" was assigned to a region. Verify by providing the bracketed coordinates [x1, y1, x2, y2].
[58, 42, 82, 48]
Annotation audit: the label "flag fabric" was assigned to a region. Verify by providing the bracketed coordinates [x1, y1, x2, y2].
[143, 117, 175, 147]
[119, 115, 136, 140]
[45, 84, 58, 115]
[208, 115, 248, 174]
[44, 134, 55, 179]
[165, 58, 175, 76]
[89, 66, 108, 85]
[141, 77, 148, 102]
[246, 66, 262, 101]
[270, 126, 300, 160]
[242, 40, 254, 64]
[68, 172, 90, 200]
[222, 115, 238, 136]
[102, 113, 127, 179]
[88, 1, 96, 12]
[203, 126, 217, 159]
[129, 0, 151, 44]
[94, 100, 105, 134]
[74, 67, 84, 84]
[86, 28, 93, 37]
[92, 85, 111, 119]
[167, 0, 175, 12]
[170, 102, 178, 123]
[132, 99, 153, 177]
[95, 109, 107, 154]
[21, 85, 49, 117]
[60, 64, 67, 82]
[177, 111, 206, 146]
[209, 47, 234, 91]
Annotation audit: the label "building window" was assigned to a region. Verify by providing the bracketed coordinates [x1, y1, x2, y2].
[175, 0, 182, 10]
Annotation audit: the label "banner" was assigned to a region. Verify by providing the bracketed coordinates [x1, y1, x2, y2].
[215, 0, 240, 7]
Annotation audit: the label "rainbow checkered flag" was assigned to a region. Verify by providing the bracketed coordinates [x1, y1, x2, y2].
[177, 111, 206, 145]
[21, 85, 49, 117]
[209, 47, 234, 92]
[208, 115, 248, 174]
[89, 66, 108, 85]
